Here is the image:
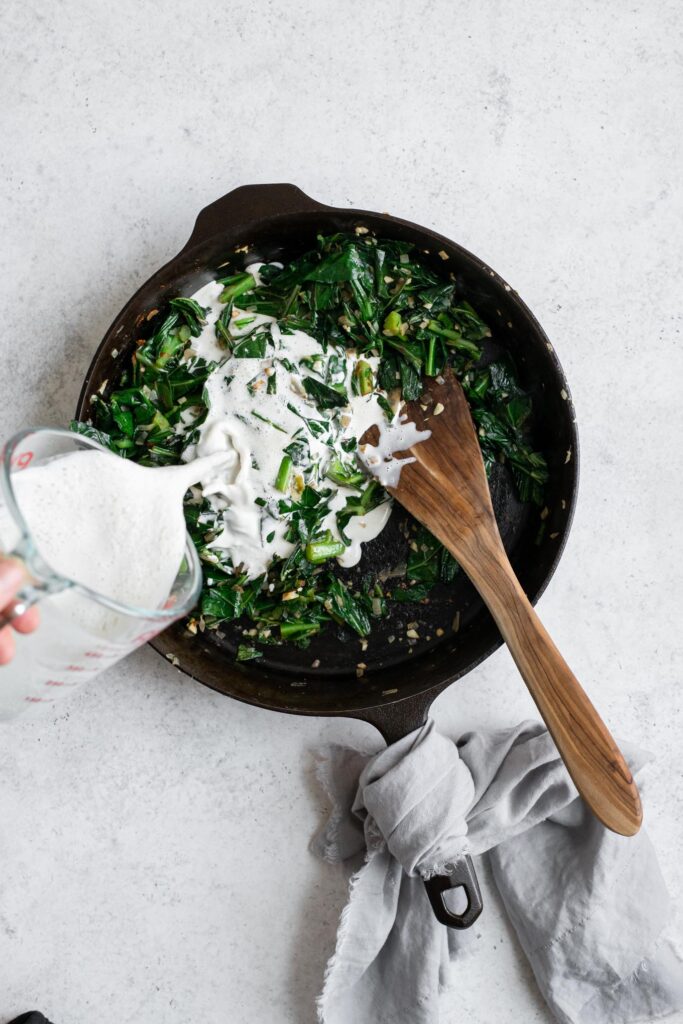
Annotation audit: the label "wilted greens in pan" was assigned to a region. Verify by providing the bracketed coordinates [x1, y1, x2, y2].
[74, 232, 548, 651]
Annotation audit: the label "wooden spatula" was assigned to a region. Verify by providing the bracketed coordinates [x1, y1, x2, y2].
[361, 370, 642, 836]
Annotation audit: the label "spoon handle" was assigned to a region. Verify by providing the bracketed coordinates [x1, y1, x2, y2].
[457, 537, 642, 836]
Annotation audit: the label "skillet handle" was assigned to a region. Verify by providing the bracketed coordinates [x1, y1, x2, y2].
[361, 704, 484, 930]
[423, 856, 483, 929]
[183, 183, 332, 251]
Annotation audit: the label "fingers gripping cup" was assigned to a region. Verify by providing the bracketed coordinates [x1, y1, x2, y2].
[0, 428, 210, 720]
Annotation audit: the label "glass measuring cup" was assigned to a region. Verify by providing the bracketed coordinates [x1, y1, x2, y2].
[0, 427, 202, 721]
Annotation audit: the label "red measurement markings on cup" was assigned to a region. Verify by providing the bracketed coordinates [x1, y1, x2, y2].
[4, 448, 35, 470]
[24, 695, 55, 703]
[45, 679, 78, 687]
[86, 645, 125, 658]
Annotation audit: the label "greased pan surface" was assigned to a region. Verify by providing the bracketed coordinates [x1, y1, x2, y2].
[76, 184, 578, 726]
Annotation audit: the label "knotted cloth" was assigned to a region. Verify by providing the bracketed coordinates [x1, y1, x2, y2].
[312, 720, 683, 1024]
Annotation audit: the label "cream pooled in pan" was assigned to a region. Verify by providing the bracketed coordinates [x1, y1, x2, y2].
[182, 270, 427, 580]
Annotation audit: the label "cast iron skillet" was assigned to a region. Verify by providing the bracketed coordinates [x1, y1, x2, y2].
[77, 184, 579, 927]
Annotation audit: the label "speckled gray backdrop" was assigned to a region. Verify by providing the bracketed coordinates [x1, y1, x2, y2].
[0, 1, 681, 1022]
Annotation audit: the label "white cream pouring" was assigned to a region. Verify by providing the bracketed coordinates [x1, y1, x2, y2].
[180, 271, 431, 580]
[0, 447, 235, 720]
[0, 448, 229, 634]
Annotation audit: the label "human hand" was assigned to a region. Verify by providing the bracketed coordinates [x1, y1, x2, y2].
[0, 558, 40, 665]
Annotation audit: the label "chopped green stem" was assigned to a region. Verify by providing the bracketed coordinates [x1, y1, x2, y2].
[281, 284, 301, 317]
[252, 410, 287, 433]
[218, 272, 256, 305]
[383, 310, 403, 336]
[427, 321, 481, 358]
[280, 619, 322, 640]
[325, 457, 365, 488]
[275, 455, 293, 492]
[425, 336, 437, 377]
[305, 534, 345, 564]
[355, 360, 374, 395]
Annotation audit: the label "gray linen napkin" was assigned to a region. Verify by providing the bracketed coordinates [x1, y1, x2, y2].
[311, 719, 683, 1024]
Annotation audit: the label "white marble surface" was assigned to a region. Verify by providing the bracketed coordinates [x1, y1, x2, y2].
[1, 1, 682, 1021]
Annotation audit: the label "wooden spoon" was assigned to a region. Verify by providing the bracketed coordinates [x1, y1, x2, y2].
[361, 370, 642, 837]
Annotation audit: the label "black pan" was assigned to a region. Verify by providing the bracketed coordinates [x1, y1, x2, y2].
[76, 184, 579, 927]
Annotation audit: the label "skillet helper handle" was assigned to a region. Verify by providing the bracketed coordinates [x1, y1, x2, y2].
[423, 856, 483, 929]
[363, 704, 484, 930]
[183, 183, 331, 251]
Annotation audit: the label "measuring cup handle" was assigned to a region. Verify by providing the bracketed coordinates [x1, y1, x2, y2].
[0, 571, 47, 630]
[0, 600, 32, 630]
